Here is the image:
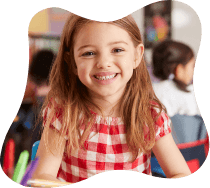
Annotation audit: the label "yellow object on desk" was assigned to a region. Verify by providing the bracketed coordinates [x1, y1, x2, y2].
[27, 179, 71, 187]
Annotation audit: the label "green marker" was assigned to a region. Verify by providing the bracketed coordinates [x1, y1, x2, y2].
[12, 150, 29, 183]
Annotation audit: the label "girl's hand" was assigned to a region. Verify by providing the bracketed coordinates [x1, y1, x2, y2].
[152, 133, 191, 178]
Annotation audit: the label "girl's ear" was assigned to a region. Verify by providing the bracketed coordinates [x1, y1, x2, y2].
[133, 43, 144, 69]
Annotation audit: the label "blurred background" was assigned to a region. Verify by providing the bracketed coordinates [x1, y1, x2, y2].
[0, 0, 208, 181]
[133, 0, 201, 82]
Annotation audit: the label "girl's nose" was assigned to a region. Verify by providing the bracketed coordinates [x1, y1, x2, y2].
[96, 54, 112, 69]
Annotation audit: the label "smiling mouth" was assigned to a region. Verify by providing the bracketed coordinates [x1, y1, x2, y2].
[94, 73, 118, 80]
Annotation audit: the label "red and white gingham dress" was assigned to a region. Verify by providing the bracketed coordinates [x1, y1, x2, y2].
[43, 103, 171, 183]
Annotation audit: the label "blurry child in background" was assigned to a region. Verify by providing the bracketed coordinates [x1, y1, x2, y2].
[1, 49, 56, 178]
[28, 49, 56, 144]
[152, 41, 200, 117]
[152, 40, 199, 116]
[152, 40, 208, 173]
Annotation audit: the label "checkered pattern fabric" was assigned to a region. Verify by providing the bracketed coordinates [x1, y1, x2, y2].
[43, 103, 171, 183]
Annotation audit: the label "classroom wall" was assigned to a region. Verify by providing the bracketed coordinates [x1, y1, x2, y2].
[28, 8, 69, 35]
[28, 9, 49, 34]
[28, 1, 201, 66]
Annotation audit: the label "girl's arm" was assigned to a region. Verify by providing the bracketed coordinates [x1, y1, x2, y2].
[32, 127, 66, 182]
[152, 133, 191, 178]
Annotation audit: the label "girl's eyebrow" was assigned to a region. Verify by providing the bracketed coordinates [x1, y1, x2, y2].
[108, 41, 129, 46]
[77, 41, 128, 52]
[77, 45, 93, 52]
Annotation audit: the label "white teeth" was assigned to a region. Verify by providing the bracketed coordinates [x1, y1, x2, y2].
[95, 74, 116, 80]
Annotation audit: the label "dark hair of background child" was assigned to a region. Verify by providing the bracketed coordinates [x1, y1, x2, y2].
[152, 40, 194, 92]
[29, 49, 56, 86]
[29, 49, 56, 145]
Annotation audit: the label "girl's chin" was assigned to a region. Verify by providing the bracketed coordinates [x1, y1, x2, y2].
[88, 88, 125, 101]
[91, 91, 118, 98]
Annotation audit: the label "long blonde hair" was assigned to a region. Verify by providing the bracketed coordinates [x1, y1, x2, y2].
[42, 13, 165, 161]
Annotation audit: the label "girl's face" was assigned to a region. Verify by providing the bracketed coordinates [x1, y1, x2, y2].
[184, 57, 195, 84]
[73, 22, 143, 101]
[176, 57, 195, 85]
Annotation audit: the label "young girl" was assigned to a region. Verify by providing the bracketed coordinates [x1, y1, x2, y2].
[152, 40, 208, 173]
[152, 40, 200, 117]
[32, 13, 191, 183]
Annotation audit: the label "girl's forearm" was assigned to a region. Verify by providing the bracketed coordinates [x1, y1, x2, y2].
[170, 173, 191, 178]
[32, 173, 62, 182]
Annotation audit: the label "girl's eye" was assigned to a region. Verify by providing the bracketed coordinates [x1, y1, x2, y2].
[82, 51, 95, 57]
[113, 48, 124, 53]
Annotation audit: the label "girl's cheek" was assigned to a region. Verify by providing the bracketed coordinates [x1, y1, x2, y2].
[116, 60, 128, 66]
[78, 62, 86, 70]
[78, 69, 86, 79]
[78, 66, 88, 84]
[78, 63, 87, 74]
[78, 74, 87, 85]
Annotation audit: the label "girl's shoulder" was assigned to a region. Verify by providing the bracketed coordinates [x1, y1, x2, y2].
[150, 100, 165, 114]
[150, 100, 170, 126]
[153, 81, 200, 116]
[42, 97, 69, 139]
[42, 97, 64, 121]
[153, 80, 175, 97]
[150, 101, 172, 141]
[44, 97, 64, 110]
